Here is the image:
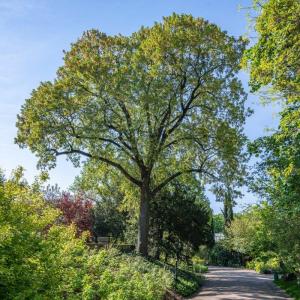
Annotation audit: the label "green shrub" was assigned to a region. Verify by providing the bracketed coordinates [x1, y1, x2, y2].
[0, 171, 173, 300]
[246, 252, 281, 274]
[191, 256, 208, 273]
[174, 271, 203, 297]
[82, 249, 172, 300]
[275, 279, 300, 300]
[193, 264, 208, 273]
[0, 172, 89, 299]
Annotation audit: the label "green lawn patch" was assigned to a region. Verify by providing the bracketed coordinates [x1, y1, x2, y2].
[275, 279, 300, 300]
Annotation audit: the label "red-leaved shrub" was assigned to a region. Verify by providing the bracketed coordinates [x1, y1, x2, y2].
[56, 193, 93, 236]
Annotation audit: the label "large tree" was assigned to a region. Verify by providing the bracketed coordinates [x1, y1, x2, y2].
[16, 14, 248, 256]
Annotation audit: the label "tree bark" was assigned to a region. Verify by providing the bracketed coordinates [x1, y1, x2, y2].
[137, 180, 151, 256]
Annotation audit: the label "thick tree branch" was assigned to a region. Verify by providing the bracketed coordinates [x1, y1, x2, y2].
[116, 100, 145, 168]
[50, 148, 142, 186]
[152, 167, 217, 196]
[64, 119, 136, 161]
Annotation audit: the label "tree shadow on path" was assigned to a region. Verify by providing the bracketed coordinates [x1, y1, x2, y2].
[187, 266, 292, 300]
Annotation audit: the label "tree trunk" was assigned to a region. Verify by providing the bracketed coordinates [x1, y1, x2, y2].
[224, 192, 234, 227]
[137, 181, 150, 256]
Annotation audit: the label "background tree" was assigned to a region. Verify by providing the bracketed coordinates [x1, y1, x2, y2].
[92, 197, 127, 240]
[213, 183, 239, 227]
[212, 214, 225, 234]
[225, 204, 275, 258]
[212, 166, 245, 227]
[149, 182, 214, 261]
[72, 163, 131, 240]
[16, 14, 248, 256]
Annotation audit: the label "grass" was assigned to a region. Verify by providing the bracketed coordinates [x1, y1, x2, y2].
[275, 279, 300, 300]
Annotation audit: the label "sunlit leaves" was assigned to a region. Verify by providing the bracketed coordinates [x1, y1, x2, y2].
[16, 14, 248, 192]
[245, 0, 300, 100]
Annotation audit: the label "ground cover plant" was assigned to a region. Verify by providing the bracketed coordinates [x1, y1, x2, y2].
[275, 279, 300, 300]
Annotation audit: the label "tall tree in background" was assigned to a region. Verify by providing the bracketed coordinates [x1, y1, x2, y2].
[212, 163, 245, 227]
[16, 14, 248, 256]
[213, 180, 243, 227]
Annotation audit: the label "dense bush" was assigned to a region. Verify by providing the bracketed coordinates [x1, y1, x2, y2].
[92, 198, 128, 239]
[208, 243, 243, 267]
[0, 169, 173, 300]
[246, 252, 281, 274]
[0, 169, 88, 299]
[149, 183, 214, 261]
[82, 249, 172, 300]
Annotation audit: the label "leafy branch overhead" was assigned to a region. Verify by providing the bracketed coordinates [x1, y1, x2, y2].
[16, 14, 248, 191]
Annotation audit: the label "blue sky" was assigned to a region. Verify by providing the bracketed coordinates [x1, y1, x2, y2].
[0, 0, 280, 212]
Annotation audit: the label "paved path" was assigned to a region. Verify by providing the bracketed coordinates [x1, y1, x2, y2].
[187, 266, 292, 300]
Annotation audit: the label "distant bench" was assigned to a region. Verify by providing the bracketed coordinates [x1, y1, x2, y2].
[87, 236, 111, 249]
[87, 237, 135, 253]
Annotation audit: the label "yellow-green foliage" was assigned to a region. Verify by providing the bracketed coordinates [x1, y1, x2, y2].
[245, 0, 300, 98]
[0, 169, 88, 299]
[247, 252, 281, 274]
[82, 249, 172, 300]
[191, 256, 208, 273]
[0, 169, 172, 299]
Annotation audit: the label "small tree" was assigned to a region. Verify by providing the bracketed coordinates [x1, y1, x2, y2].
[56, 193, 93, 235]
[149, 182, 214, 261]
[213, 214, 225, 234]
[16, 14, 248, 255]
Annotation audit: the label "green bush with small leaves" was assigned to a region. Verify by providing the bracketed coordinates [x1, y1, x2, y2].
[247, 252, 281, 274]
[0, 169, 89, 299]
[82, 249, 172, 300]
[0, 169, 173, 300]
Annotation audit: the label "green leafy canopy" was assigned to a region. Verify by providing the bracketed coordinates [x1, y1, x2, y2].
[16, 14, 249, 192]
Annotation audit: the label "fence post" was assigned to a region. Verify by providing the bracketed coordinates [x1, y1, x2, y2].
[175, 252, 179, 287]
